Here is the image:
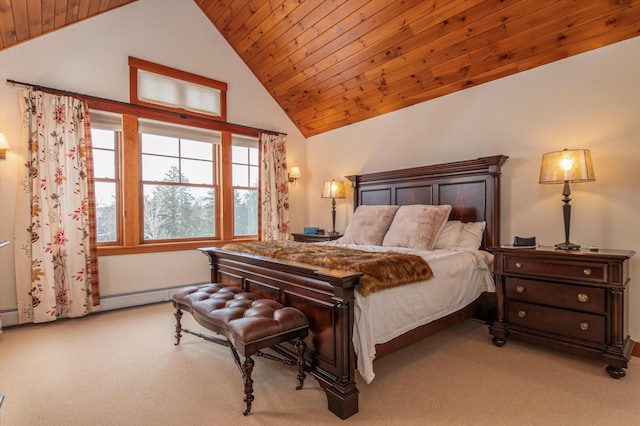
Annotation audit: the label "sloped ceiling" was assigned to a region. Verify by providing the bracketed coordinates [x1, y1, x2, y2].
[2, 1, 640, 138]
[0, 1, 137, 48]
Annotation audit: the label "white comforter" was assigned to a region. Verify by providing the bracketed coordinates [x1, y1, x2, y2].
[321, 241, 495, 384]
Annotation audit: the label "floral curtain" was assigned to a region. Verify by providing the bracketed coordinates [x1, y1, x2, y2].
[259, 132, 291, 241]
[14, 89, 100, 324]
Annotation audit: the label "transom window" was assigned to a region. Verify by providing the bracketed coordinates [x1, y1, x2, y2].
[137, 69, 222, 117]
[129, 56, 227, 121]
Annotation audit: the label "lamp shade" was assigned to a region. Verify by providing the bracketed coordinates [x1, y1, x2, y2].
[0, 132, 9, 159]
[321, 180, 346, 198]
[0, 133, 9, 150]
[289, 166, 301, 179]
[539, 149, 595, 184]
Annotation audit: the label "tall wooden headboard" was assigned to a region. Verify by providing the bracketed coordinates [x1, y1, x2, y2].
[345, 155, 509, 249]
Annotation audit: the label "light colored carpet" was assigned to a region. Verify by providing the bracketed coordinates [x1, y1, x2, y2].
[0, 302, 638, 425]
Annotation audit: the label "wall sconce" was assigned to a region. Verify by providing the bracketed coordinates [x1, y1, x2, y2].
[539, 148, 596, 250]
[288, 166, 301, 186]
[0, 132, 9, 159]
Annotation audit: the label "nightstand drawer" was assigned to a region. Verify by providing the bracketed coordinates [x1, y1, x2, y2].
[505, 277, 605, 314]
[503, 256, 607, 283]
[507, 301, 606, 343]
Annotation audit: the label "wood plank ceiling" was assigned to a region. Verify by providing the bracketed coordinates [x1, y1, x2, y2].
[2, 1, 640, 138]
[0, 0, 137, 49]
[200, 0, 640, 137]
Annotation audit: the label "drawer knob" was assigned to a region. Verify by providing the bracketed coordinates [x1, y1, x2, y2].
[515, 262, 523, 268]
[583, 268, 592, 276]
[517, 310, 527, 318]
[516, 285, 525, 293]
[577, 293, 589, 303]
[580, 321, 590, 331]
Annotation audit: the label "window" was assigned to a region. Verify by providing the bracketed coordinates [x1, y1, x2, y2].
[232, 136, 259, 237]
[137, 70, 222, 117]
[129, 56, 227, 121]
[84, 59, 260, 255]
[140, 120, 219, 241]
[90, 111, 121, 244]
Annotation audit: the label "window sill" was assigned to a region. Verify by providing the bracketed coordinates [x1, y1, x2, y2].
[97, 238, 258, 256]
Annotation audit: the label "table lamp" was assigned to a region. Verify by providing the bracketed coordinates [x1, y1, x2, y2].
[321, 180, 346, 236]
[539, 148, 595, 250]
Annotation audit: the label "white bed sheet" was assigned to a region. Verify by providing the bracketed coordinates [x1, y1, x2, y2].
[321, 241, 495, 384]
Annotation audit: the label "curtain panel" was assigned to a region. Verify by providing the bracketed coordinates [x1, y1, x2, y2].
[14, 89, 100, 324]
[259, 133, 291, 241]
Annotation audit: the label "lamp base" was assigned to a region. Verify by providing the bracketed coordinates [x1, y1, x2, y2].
[555, 241, 581, 250]
[328, 231, 340, 237]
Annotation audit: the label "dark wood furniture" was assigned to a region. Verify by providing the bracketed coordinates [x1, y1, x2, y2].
[172, 283, 309, 415]
[200, 154, 508, 419]
[292, 233, 342, 243]
[489, 246, 635, 378]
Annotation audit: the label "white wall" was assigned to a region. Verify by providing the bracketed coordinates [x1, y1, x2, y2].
[306, 36, 640, 338]
[0, 0, 307, 313]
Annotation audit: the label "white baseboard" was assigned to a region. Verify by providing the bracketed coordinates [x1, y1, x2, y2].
[99, 285, 186, 311]
[1, 284, 195, 328]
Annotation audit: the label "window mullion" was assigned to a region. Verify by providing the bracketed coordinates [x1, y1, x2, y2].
[220, 132, 233, 240]
[122, 114, 141, 246]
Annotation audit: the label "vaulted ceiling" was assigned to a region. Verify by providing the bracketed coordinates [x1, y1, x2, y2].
[1, 1, 640, 137]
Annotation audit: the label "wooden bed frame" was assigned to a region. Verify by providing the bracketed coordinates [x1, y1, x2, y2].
[200, 155, 508, 419]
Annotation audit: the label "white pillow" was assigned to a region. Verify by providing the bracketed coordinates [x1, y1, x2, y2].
[382, 204, 452, 250]
[455, 221, 486, 249]
[340, 205, 400, 246]
[434, 220, 463, 249]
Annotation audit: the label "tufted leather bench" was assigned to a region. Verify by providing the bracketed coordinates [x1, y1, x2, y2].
[172, 283, 309, 415]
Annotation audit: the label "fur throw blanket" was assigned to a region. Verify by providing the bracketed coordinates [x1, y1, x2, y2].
[221, 241, 433, 296]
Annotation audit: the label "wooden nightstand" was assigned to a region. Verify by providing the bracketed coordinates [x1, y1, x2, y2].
[292, 233, 342, 243]
[489, 246, 635, 378]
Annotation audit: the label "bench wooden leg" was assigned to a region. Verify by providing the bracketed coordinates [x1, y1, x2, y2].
[296, 338, 306, 390]
[173, 307, 183, 345]
[242, 356, 255, 415]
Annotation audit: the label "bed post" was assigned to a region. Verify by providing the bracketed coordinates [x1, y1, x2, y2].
[324, 297, 359, 419]
[346, 174, 360, 209]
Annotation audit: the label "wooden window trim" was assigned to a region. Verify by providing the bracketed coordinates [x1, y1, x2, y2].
[129, 56, 228, 122]
[85, 100, 258, 257]
[121, 114, 139, 248]
[221, 132, 234, 241]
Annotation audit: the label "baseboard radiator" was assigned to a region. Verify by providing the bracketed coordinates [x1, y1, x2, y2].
[1, 284, 189, 328]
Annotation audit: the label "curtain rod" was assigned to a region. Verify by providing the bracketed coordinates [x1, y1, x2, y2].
[6, 79, 287, 136]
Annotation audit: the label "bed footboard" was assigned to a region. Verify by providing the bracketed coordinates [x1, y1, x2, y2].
[200, 247, 362, 420]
